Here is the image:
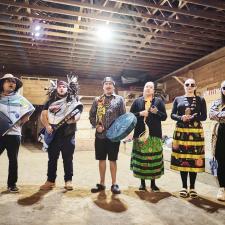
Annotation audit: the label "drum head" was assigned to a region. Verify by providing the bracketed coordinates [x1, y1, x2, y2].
[0, 112, 13, 136]
[106, 112, 137, 142]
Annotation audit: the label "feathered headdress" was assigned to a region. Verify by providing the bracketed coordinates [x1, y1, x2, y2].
[45, 72, 79, 102]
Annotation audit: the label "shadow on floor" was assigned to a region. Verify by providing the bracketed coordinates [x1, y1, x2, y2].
[188, 196, 225, 213]
[17, 189, 51, 206]
[135, 190, 172, 203]
[92, 191, 128, 213]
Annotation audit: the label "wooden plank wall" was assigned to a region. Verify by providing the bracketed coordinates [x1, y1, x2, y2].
[164, 54, 225, 101]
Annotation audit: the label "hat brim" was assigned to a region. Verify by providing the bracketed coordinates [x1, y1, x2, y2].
[0, 77, 23, 89]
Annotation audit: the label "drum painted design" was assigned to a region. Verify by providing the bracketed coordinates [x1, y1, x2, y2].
[106, 112, 137, 142]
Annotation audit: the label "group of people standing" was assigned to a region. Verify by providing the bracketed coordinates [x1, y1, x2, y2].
[0, 73, 224, 202]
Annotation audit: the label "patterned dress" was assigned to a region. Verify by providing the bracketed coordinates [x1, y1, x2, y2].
[170, 96, 207, 172]
[130, 96, 167, 180]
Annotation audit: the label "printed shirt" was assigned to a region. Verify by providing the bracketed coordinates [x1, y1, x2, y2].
[89, 94, 126, 139]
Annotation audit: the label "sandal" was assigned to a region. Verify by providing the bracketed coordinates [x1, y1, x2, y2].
[189, 189, 198, 198]
[179, 188, 189, 198]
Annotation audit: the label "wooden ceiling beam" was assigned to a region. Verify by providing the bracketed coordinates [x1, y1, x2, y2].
[0, 31, 206, 57]
[0, 58, 172, 74]
[42, 0, 225, 33]
[1, 0, 224, 41]
[0, 29, 203, 61]
[110, 0, 225, 21]
[0, 28, 213, 52]
[0, 23, 219, 53]
[183, 0, 225, 10]
[1, 11, 222, 48]
[0, 46, 183, 69]
[0, 42, 192, 63]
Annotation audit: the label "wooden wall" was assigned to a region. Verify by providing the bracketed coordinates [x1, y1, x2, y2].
[163, 47, 225, 101]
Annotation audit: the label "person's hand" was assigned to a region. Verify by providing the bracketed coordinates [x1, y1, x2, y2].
[18, 115, 30, 126]
[46, 124, 53, 134]
[139, 110, 149, 117]
[150, 106, 158, 114]
[96, 125, 104, 133]
[181, 115, 190, 122]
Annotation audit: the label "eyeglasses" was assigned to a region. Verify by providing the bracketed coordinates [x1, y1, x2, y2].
[221, 86, 225, 91]
[185, 83, 195, 87]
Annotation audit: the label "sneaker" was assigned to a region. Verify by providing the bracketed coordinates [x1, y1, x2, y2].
[8, 185, 19, 193]
[217, 188, 225, 201]
[64, 181, 73, 191]
[111, 184, 121, 194]
[40, 181, 55, 191]
[91, 184, 106, 193]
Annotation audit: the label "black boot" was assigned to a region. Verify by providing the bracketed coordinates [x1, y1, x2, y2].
[151, 179, 160, 192]
[139, 179, 146, 191]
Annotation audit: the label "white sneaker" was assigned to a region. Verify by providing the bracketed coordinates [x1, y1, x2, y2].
[217, 188, 225, 201]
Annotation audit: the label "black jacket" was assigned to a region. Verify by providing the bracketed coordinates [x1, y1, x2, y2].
[130, 96, 167, 138]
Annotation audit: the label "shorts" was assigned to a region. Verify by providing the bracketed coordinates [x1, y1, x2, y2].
[95, 137, 120, 161]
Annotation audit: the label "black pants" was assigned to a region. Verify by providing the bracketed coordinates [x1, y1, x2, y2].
[215, 124, 225, 187]
[47, 135, 75, 182]
[0, 135, 20, 187]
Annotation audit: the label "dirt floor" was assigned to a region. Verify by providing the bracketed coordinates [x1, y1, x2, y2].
[0, 142, 225, 225]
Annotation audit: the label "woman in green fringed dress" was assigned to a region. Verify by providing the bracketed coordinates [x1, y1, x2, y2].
[130, 82, 167, 191]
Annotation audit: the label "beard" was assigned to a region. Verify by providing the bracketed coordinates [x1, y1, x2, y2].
[57, 92, 67, 98]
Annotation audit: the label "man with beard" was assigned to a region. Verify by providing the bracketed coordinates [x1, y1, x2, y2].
[40, 78, 82, 191]
[89, 77, 126, 194]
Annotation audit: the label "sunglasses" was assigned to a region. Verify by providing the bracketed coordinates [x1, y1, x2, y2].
[185, 83, 195, 87]
[221, 86, 225, 91]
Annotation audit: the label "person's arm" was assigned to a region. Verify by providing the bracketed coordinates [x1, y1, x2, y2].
[150, 99, 167, 121]
[66, 112, 81, 124]
[171, 98, 182, 121]
[209, 100, 225, 122]
[89, 99, 98, 128]
[191, 97, 207, 121]
[41, 110, 53, 134]
[130, 99, 149, 117]
[18, 113, 30, 126]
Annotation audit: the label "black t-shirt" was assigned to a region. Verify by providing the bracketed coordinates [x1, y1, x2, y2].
[43, 98, 76, 138]
[171, 96, 207, 122]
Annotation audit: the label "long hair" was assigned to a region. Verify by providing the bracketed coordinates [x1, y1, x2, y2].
[0, 80, 20, 98]
[221, 89, 225, 105]
[45, 74, 79, 102]
[220, 81, 225, 105]
[0, 81, 4, 95]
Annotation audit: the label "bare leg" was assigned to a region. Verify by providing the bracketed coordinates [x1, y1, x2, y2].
[109, 161, 117, 184]
[99, 160, 106, 185]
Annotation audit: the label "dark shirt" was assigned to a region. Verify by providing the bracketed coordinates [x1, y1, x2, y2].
[43, 98, 76, 138]
[130, 96, 167, 138]
[89, 94, 126, 139]
[171, 96, 207, 122]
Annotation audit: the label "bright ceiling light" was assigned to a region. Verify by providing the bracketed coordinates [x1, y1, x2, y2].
[34, 32, 40, 37]
[34, 25, 41, 31]
[31, 22, 43, 39]
[96, 26, 112, 42]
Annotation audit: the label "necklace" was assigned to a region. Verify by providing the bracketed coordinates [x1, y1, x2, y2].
[184, 96, 196, 115]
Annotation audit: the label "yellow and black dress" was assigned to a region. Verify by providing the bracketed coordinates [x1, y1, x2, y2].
[171, 96, 207, 172]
